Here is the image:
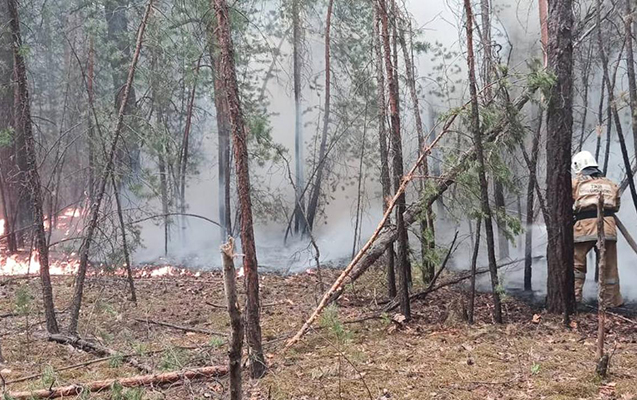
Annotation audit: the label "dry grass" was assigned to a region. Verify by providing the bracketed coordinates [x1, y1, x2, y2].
[0, 267, 636, 399]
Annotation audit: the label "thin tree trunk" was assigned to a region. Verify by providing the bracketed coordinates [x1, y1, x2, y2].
[212, 0, 266, 378]
[597, 0, 637, 216]
[463, 0, 502, 324]
[292, 0, 307, 235]
[545, 0, 575, 317]
[68, 0, 154, 335]
[379, 0, 410, 320]
[595, 194, 607, 376]
[625, 0, 637, 152]
[178, 55, 202, 241]
[578, 42, 592, 152]
[524, 110, 542, 292]
[539, 0, 549, 67]
[207, 20, 233, 242]
[352, 110, 368, 259]
[87, 36, 96, 202]
[111, 175, 137, 303]
[468, 218, 481, 324]
[397, 14, 435, 283]
[372, 1, 396, 298]
[158, 151, 169, 255]
[595, 78, 604, 161]
[8, 0, 59, 334]
[221, 238, 243, 400]
[305, 0, 335, 233]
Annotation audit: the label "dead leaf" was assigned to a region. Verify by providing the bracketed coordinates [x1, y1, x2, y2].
[392, 313, 407, 324]
[532, 314, 541, 324]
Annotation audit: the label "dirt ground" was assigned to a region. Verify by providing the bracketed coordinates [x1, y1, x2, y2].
[0, 266, 636, 400]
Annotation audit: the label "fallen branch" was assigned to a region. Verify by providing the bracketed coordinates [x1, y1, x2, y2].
[2, 366, 228, 399]
[133, 318, 226, 337]
[48, 334, 153, 374]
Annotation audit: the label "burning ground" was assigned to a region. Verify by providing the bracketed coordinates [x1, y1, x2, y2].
[1, 266, 636, 399]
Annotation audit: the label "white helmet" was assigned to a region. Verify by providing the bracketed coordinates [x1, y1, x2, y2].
[572, 151, 598, 174]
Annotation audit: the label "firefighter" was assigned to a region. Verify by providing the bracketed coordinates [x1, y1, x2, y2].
[571, 151, 623, 307]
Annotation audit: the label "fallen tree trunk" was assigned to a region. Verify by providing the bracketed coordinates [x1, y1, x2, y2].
[284, 84, 537, 349]
[48, 334, 153, 374]
[133, 318, 226, 337]
[3, 366, 228, 399]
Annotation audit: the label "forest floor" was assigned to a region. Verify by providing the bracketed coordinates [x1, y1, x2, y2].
[1, 265, 636, 400]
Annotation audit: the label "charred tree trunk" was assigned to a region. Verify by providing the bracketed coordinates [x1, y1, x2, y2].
[305, 0, 334, 234]
[8, 0, 59, 333]
[213, 0, 266, 378]
[68, 0, 154, 335]
[379, 0, 410, 319]
[463, 0, 502, 323]
[545, 0, 575, 317]
[468, 218, 481, 324]
[524, 110, 542, 292]
[292, 0, 307, 235]
[221, 238, 243, 400]
[373, 3, 396, 298]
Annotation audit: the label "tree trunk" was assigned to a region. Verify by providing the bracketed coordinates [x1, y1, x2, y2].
[577, 42, 592, 152]
[595, 78, 604, 161]
[292, 0, 307, 235]
[87, 36, 96, 202]
[111, 174, 137, 303]
[397, 15, 435, 283]
[539, 0, 549, 67]
[305, 0, 335, 233]
[468, 218, 481, 324]
[545, 0, 575, 317]
[68, 0, 154, 335]
[178, 55, 202, 241]
[8, 0, 59, 334]
[372, 1, 396, 298]
[463, 0, 502, 324]
[596, 1, 637, 216]
[104, 0, 140, 176]
[221, 238, 243, 400]
[379, 0, 410, 320]
[625, 0, 637, 153]
[212, 0, 266, 378]
[524, 110, 543, 292]
[207, 19, 233, 242]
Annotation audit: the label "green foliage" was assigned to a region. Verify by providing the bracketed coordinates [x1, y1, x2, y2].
[320, 305, 352, 343]
[109, 352, 124, 368]
[15, 285, 34, 316]
[40, 365, 57, 388]
[208, 337, 225, 349]
[0, 127, 14, 147]
[526, 59, 557, 98]
[160, 347, 188, 371]
[531, 362, 541, 375]
[132, 342, 149, 356]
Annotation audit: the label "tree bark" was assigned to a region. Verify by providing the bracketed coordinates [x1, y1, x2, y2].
[68, 0, 154, 335]
[372, 1, 396, 298]
[468, 218, 481, 324]
[292, 0, 307, 234]
[463, 0, 502, 323]
[305, 0, 335, 233]
[4, 366, 228, 400]
[207, 19, 233, 242]
[397, 14, 435, 283]
[221, 238, 243, 400]
[597, 0, 637, 216]
[545, 0, 575, 317]
[212, 0, 266, 378]
[8, 0, 59, 334]
[111, 174, 137, 303]
[524, 110, 543, 291]
[626, 0, 637, 153]
[379, 0, 410, 319]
